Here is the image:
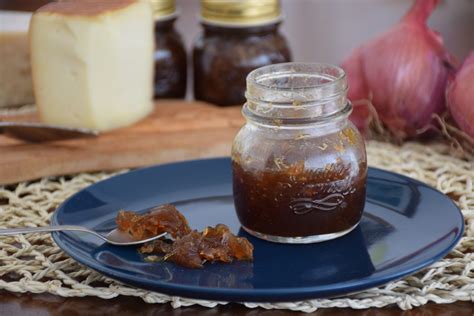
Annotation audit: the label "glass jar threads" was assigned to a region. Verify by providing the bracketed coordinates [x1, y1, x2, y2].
[193, 0, 291, 106]
[151, 0, 187, 99]
[232, 63, 368, 243]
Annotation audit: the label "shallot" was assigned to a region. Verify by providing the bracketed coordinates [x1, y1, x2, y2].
[341, 0, 456, 138]
[446, 53, 474, 139]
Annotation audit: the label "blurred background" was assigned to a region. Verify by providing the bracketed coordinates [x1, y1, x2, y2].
[2, 0, 474, 62]
[177, 0, 474, 62]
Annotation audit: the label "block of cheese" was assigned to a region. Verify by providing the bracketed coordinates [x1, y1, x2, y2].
[0, 11, 35, 107]
[30, 0, 154, 131]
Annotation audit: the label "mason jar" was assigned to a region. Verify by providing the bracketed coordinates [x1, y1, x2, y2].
[232, 63, 367, 244]
[193, 0, 291, 106]
[151, 0, 187, 99]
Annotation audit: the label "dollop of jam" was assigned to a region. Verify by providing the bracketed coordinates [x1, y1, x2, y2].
[116, 205, 253, 269]
[116, 204, 191, 240]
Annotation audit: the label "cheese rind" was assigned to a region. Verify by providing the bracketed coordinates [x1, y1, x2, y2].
[30, 0, 154, 131]
[37, 0, 136, 16]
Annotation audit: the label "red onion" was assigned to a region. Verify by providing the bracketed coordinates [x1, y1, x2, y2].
[342, 48, 371, 133]
[341, 0, 456, 138]
[446, 53, 474, 139]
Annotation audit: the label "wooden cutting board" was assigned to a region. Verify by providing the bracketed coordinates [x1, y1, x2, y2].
[0, 101, 245, 185]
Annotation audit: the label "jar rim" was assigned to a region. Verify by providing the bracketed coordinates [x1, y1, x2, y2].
[244, 63, 350, 125]
[199, 15, 282, 28]
[200, 0, 281, 27]
[247, 62, 347, 93]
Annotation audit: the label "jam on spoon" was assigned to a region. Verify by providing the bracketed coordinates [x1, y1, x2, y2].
[116, 204, 253, 269]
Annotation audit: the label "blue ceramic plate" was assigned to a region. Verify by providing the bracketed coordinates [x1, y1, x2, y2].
[51, 158, 463, 302]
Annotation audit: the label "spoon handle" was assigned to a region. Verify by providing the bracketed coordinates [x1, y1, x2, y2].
[0, 225, 107, 241]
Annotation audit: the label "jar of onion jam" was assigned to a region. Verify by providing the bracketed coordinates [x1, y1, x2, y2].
[232, 63, 367, 243]
[151, 0, 187, 99]
[193, 0, 291, 106]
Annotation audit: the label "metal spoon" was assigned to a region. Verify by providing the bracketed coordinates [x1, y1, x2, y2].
[0, 225, 173, 246]
[0, 122, 99, 142]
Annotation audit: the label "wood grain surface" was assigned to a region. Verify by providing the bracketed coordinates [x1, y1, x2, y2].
[1, 291, 472, 316]
[0, 101, 244, 185]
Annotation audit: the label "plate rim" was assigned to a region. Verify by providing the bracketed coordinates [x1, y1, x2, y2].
[50, 157, 465, 301]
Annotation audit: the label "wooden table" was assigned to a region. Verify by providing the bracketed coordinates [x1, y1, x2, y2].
[1, 291, 473, 315]
[1, 1, 472, 314]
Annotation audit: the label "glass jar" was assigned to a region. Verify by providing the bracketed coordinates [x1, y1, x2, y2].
[193, 0, 291, 106]
[232, 63, 367, 244]
[151, 0, 187, 99]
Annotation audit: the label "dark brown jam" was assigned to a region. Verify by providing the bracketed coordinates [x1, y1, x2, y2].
[153, 18, 187, 99]
[232, 158, 367, 237]
[193, 23, 291, 106]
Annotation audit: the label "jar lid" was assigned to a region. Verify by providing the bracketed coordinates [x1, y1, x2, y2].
[149, 0, 176, 19]
[200, 0, 281, 26]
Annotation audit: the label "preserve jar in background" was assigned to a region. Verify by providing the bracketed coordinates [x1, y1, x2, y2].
[193, 0, 292, 106]
[232, 63, 367, 243]
[151, 0, 187, 99]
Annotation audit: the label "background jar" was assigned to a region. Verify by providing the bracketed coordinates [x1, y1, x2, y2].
[193, 0, 292, 106]
[151, 0, 187, 99]
[232, 63, 367, 244]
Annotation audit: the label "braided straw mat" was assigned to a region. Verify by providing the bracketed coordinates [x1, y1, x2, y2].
[0, 141, 472, 313]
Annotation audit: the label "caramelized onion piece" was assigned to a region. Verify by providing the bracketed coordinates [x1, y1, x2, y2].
[163, 225, 254, 269]
[116, 204, 191, 240]
[116, 205, 254, 269]
[165, 230, 205, 268]
[139, 239, 173, 254]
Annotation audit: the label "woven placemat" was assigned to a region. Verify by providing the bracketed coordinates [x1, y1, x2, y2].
[0, 140, 472, 313]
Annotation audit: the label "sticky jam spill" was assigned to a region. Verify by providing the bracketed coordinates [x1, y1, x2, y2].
[116, 205, 253, 269]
